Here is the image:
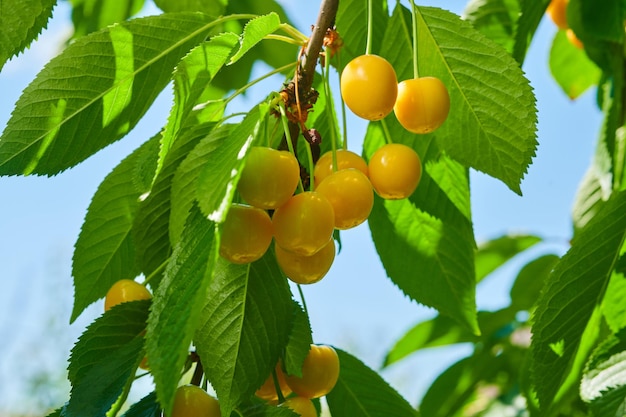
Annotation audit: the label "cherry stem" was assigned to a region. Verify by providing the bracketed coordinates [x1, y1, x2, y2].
[142, 258, 169, 286]
[304, 141, 315, 191]
[272, 367, 287, 403]
[278, 101, 305, 194]
[337, 51, 348, 151]
[108, 370, 134, 417]
[321, 52, 340, 172]
[409, 0, 420, 79]
[366, 0, 373, 55]
[190, 359, 204, 386]
[380, 118, 394, 144]
[297, 284, 310, 318]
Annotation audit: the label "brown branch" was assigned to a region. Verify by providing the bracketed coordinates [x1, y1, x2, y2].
[296, 0, 340, 91]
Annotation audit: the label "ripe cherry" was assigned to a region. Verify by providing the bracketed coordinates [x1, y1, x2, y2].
[272, 192, 335, 256]
[237, 147, 300, 210]
[219, 204, 273, 264]
[316, 169, 373, 230]
[104, 279, 151, 311]
[368, 143, 422, 200]
[256, 363, 292, 402]
[285, 344, 340, 399]
[394, 77, 450, 134]
[340, 54, 398, 121]
[279, 397, 317, 417]
[313, 149, 369, 187]
[275, 239, 336, 285]
[171, 385, 221, 417]
[547, 0, 569, 29]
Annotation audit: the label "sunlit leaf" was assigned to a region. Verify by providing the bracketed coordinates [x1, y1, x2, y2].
[229, 13, 281, 64]
[475, 234, 542, 283]
[0, 12, 221, 176]
[549, 30, 601, 99]
[531, 190, 626, 409]
[463, 0, 520, 53]
[69, 0, 144, 39]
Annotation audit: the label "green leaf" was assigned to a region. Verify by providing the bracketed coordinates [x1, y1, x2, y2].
[69, 0, 144, 39]
[236, 401, 298, 417]
[572, 138, 613, 233]
[229, 13, 281, 64]
[0, 12, 221, 176]
[326, 348, 419, 417]
[196, 104, 268, 221]
[170, 124, 231, 245]
[153, 0, 225, 14]
[408, 5, 537, 193]
[549, 30, 601, 99]
[509, 254, 560, 312]
[531, 190, 626, 409]
[133, 123, 218, 281]
[145, 205, 218, 415]
[120, 392, 161, 417]
[568, 0, 625, 44]
[475, 234, 542, 283]
[283, 301, 313, 378]
[158, 32, 238, 174]
[582, 330, 626, 406]
[71, 135, 159, 322]
[0, 0, 56, 71]
[462, 0, 521, 53]
[67, 300, 150, 417]
[383, 309, 516, 367]
[45, 405, 67, 417]
[383, 314, 477, 367]
[335, 0, 388, 66]
[419, 354, 499, 417]
[512, 0, 550, 64]
[213, 0, 297, 93]
[603, 273, 626, 333]
[364, 122, 479, 335]
[194, 251, 294, 417]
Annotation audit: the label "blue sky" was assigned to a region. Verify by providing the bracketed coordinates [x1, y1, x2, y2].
[0, 0, 604, 414]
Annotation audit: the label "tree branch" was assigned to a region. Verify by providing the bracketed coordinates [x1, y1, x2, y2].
[297, 0, 340, 91]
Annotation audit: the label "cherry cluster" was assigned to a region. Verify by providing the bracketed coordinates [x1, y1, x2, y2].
[340, 54, 451, 134]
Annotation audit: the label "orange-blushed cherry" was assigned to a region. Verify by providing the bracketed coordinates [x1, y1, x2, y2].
[275, 239, 336, 285]
[284, 344, 340, 399]
[547, 0, 569, 29]
[394, 77, 450, 134]
[316, 169, 373, 230]
[313, 149, 369, 187]
[171, 384, 221, 417]
[340, 54, 398, 121]
[237, 147, 300, 210]
[104, 279, 152, 311]
[279, 397, 317, 417]
[368, 143, 422, 200]
[219, 204, 273, 264]
[256, 362, 292, 402]
[272, 192, 335, 256]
